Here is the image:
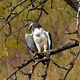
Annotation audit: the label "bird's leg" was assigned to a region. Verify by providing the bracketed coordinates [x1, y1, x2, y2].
[43, 45, 47, 53]
[38, 48, 41, 53]
[36, 45, 41, 53]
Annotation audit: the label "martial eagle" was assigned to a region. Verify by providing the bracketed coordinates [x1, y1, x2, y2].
[25, 22, 52, 54]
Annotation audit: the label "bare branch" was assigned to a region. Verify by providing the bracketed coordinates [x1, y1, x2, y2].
[0, 17, 6, 19]
[13, 73, 17, 80]
[65, 8, 77, 18]
[28, 58, 50, 80]
[62, 50, 80, 80]
[4, 58, 34, 80]
[49, 41, 79, 56]
[26, 5, 48, 22]
[5, 22, 12, 43]
[0, 0, 35, 30]
[65, 31, 77, 35]
[51, 59, 68, 70]
[6, 0, 29, 21]
[4, 40, 79, 80]
[42, 61, 50, 80]
[64, 0, 78, 12]
[51, 0, 53, 8]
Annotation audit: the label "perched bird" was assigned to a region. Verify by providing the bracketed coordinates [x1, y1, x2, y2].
[28, 22, 52, 53]
[25, 22, 52, 64]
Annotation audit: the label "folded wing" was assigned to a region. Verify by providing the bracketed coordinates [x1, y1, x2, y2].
[44, 31, 52, 50]
[25, 33, 37, 54]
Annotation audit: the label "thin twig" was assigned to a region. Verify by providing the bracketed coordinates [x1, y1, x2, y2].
[28, 58, 50, 80]
[65, 8, 77, 18]
[51, 59, 68, 70]
[62, 50, 80, 80]
[51, 0, 53, 8]
[0, 0, 35, 30]
[4, 58, 35, 80]
[43, 61, 50, 80]
[5, 22, 12, 43]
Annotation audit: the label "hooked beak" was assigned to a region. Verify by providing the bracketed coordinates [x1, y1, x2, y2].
[28, 26, 32, 31]
[28, 22, 34, 31]
[28, 27, 30, 31]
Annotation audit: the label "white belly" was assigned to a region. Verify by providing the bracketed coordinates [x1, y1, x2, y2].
[33, 28, 47, 43]
[33, 28, 48, 52]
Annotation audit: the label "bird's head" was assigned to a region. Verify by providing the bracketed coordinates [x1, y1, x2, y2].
[28, 22, 41, 31]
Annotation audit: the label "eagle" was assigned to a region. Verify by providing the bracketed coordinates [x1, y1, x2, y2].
[25, 22, 52, 54]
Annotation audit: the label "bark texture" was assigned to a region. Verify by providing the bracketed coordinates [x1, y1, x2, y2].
[64, 0, 78, 11]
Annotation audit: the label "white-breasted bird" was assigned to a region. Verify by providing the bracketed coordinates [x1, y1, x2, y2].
[25, 22, 52, 54]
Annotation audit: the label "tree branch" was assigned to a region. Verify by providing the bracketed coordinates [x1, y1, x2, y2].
[64, 0, 78, 11]
[4, 41, 79, 80]
[49, 41, 79, 56]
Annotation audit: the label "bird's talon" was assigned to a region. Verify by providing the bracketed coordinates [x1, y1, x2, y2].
[43, 51, 47, 55]
[36, 55, 39, 58]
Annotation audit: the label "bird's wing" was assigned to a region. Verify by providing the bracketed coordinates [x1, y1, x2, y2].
[25, 33, 37, 54]
[44, 30, 52, 50]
